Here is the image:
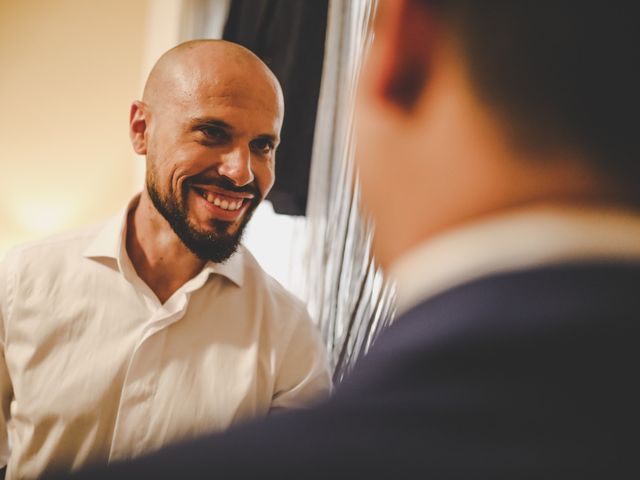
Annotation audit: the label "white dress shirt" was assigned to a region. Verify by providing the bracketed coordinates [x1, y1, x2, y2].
[390, 206, 640, 314]
[0, 196, 331, 479]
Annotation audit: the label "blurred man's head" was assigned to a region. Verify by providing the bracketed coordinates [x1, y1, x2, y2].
[356, 1, 639, 269]
[129, 40, 284, 262]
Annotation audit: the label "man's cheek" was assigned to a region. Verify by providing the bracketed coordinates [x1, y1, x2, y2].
[257, 173, 275, 200]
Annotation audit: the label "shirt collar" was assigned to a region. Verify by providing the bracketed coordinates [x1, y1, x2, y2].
[81, 196, 135, 264]
[389, 206, 640, 315]
[201, 248, 245, 287]
[82, 193, 244, 287]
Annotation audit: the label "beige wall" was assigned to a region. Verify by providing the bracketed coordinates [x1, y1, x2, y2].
[0, 0, 151, 257]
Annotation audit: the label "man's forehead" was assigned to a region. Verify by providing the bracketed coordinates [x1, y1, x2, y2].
[188, 87, 282, 134]
[145, 41, 284, 119]
[167, 61, 283, 118]
[199, 78, 280, 110]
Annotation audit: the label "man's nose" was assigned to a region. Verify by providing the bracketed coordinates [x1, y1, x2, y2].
[217, 145, 255, 187]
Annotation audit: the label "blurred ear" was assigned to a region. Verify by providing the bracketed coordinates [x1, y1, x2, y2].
[129, 101, 148, 155]
[372, 0, 439, 112]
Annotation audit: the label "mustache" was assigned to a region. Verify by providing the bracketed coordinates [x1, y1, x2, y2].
[186, 175, 260, 196]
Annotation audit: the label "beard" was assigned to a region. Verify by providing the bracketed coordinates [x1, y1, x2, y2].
[146, 170, 259, 263]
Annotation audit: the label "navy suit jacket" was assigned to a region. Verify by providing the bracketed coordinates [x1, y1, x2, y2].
[58, 262, 640, 479]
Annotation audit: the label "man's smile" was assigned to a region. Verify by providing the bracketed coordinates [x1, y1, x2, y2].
[193, 187, 245, 210]
[189, 185, 255, 222]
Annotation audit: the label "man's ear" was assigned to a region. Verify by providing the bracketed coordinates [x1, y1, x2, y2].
[373, 0, 439, 112]
[129, 101, 148, 155]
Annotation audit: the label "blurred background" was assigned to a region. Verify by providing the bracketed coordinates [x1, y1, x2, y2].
[0, 0, 395, 380]
[0, 0, 150, 257]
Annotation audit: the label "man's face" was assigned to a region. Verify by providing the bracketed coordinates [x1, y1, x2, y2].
[143, 66, 283, 262]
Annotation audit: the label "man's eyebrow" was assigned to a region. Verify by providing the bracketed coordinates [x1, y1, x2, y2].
[255, 133, 280, 145]
[190, 118, 234, 130]
[190, 117, 279, 143]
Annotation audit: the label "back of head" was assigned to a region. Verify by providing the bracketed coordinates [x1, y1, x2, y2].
[356, 1, 640, 268]
[428, 1, 639, 196]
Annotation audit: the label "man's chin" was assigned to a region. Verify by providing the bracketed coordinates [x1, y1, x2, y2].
[180, 232, 242, 263]
[194, 220, 241, 238]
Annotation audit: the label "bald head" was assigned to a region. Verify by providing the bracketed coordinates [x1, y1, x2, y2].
[129, 40, 286, 263]
[142, 39, 283, 117]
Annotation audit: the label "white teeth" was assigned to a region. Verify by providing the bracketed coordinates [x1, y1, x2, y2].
[200, 190, 243, 210]
[223, 200, 242, 211]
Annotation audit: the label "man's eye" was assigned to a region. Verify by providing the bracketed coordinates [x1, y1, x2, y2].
[199, 126, 228, 142]
[251, 138, 274, 154]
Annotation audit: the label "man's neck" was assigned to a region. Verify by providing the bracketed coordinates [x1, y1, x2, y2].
[126, 192, 206, 304]
[389, 202, 640, 314]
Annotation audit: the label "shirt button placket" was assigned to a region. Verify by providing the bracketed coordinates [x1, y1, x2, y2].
[108, 327, 165, 460]
[108, 295, 189, 461]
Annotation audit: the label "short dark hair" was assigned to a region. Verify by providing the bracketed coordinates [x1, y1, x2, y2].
[428, 1, 639, 195]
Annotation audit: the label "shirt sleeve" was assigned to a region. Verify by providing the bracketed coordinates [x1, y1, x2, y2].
[270, 307, 332, 411]
[0, 259, 14, 468]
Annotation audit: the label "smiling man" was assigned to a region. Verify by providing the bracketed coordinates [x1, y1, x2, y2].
[56, 1, 639, 479]
[0, 40, 330, 479]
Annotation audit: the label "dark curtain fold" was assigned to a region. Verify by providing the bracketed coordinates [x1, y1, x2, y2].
[223, 0, 329, 215]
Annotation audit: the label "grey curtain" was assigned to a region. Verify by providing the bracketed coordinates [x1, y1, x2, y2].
[302, 0, 396, 383]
